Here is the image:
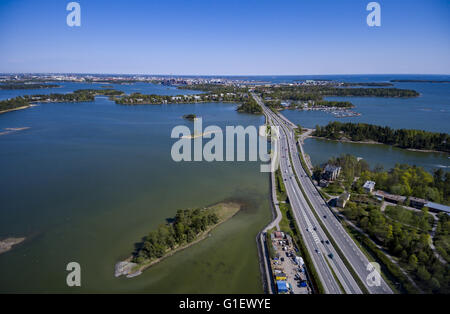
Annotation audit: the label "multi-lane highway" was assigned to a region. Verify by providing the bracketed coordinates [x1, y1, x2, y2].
[255, 93, 393, 294]
[259, 95, 361, 294]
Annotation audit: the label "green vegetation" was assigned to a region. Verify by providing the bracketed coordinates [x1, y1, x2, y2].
[177, 84, 248, 94]
[356, 165, 450, 205]
[293, 173, 369, 293]
[434, 213, 450, 263]
[0, 89, 126, 113]
[314, 121, 450, 153]
[275, 168, 287, 201]
[114, 90, 256, 113]
[321, 153, 449, 206]
[320, 154, 370, 191]
[293, 125, 304, 140]
[132, 203, 240, 264]
[0, 83, 59, 90]
[317, 153, 449, 292]
[322, 182, 344, 196]
[266, 229, 276, 259]
[345, 224, 419, 294]
[342, 196, 448, 293]
[385, 205, 433, 232]
[236, 97, 262, 114]
[0, 96, 30, 112]
[256, 85, 419, 105]
[29, 89, 125, 102]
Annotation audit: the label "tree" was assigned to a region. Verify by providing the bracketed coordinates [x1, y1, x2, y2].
[417, 266, 431, 281]
[408, 254, 418, 269]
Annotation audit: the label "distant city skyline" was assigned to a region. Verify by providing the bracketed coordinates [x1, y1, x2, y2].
[1, 0, 449, 75]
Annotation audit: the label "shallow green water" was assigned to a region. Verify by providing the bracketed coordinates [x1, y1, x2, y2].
[0, 96, 271, 293]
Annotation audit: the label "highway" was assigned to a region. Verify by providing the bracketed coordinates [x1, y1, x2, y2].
[255, 93, 393, 294]
[259, 95, 362, 294]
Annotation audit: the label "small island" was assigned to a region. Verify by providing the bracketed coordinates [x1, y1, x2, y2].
[182, 114, 197, 121]
[0, 89, 126, 114]
[0, 237, 25, 255]
[115, 202, 241, 278]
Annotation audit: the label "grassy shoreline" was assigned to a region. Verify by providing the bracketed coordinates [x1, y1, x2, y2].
[117, 202, 242, 277]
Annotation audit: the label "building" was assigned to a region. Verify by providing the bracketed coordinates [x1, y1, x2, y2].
[409, 197, 427, 209]
[374, 190, 406, 204]
[273, 231, 285, 239]
[337, 193, 351, 208]
[323, 165, 341, 181]
[276, 280, 289, 293]
[425, 202, 450, 214]
[363, 181, 376, 193]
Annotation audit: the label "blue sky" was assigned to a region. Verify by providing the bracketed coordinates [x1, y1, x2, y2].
[0, 0, 449, 75]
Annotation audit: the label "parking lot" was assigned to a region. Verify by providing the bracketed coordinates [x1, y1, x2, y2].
[270, 232, 311, 294]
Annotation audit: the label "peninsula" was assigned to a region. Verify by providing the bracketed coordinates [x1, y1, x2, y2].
[115, 202, 241, 278]
[313, 122, 450, 153]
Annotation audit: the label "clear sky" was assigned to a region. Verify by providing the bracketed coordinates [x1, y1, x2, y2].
[0, 0, 449, 75]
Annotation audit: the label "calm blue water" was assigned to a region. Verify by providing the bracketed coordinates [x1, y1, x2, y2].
[0, 75, 448, 292]
[273, 75, 450, 133]
[0, 82, 201, 101]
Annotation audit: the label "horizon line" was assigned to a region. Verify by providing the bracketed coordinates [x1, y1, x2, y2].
[1, 72, 450, 77]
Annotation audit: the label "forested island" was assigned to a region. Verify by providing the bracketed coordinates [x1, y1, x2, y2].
[0, 89, 125, 114]
[114, 91, 249, 105]
[313, 122, 450, 153]
[116, 202, 241, 278]
[0, 83, 60, 90]
[256, 85, 419, 102]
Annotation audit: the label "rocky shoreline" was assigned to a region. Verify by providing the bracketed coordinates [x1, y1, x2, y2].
[0, 237, 25, 255]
